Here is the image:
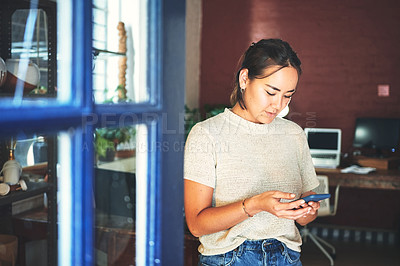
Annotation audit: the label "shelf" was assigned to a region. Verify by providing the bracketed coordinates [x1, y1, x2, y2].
[0, 181, 50, 207]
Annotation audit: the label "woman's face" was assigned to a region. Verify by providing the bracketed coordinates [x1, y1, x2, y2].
[240, 66, 299, 124]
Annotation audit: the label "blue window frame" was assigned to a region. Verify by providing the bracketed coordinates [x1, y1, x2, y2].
[0, 0, 186, 265]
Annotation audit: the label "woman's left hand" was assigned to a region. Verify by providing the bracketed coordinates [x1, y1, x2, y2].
[295, 191, 320, 226]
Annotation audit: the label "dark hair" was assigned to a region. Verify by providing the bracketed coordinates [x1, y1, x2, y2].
[230, 39, 302, 109]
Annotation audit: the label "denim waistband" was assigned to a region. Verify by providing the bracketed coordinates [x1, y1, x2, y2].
[238, 239, 284, 252]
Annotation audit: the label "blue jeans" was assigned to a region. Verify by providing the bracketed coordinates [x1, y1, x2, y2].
[198, 239, 302, 266]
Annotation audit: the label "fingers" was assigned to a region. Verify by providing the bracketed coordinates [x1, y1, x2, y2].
[299, 202, 319, 218]
[300, 203, 309, 208]
[260, 191, 320, 220]
[275, 198, 306, 211]
[308, 202, 320, 215]
[278, 207, 312, 220]
[279, 202, 319, 220]
[273, 200, 312, 219]
[288, 199, 306, 210]
[297, 200, 321, 210]
[270, 191, 321, 221]
[300, 201, 320, 210]
[272, 191, 297, 200]
[307, 201, 320, 209]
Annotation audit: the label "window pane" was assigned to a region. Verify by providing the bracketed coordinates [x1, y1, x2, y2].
[1, 2, 55, 101]
[92, 0, 149, 104]
[0, 132, 56, 266]
[0, 0, 75, 105]
[94, 124, 147, 265]
[10, 9, 49, 93]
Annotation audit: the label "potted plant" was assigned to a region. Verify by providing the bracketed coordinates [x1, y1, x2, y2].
[95, 126, 136, 162]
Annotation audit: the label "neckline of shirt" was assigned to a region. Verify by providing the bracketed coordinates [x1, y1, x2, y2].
[222, 108, 279, 134]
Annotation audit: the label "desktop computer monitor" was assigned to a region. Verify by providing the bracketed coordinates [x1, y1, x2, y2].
[352, 117, 400, 155]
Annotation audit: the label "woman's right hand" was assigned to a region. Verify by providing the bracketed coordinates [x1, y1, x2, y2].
[244, 190, 312, 220]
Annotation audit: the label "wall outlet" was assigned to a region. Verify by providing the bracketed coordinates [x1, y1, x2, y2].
[377, 84, 390, 97]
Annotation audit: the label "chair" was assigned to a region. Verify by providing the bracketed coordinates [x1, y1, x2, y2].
[300, 175, 340, 266]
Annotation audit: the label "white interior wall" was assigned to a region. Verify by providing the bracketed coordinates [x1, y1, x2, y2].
[106, 0, 148, 103]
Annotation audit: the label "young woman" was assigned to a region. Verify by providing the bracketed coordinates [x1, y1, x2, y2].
[184, 39, 320, 266]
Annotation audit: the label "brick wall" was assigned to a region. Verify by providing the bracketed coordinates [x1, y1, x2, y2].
[200, 0, 400, 153]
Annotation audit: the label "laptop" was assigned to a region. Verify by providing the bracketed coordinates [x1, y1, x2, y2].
[304, 128, 342, 168]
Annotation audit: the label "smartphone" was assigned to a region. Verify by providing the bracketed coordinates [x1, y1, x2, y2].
[300, 194, 331, 203]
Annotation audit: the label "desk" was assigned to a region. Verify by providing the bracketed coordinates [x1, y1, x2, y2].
[315, 168, 400, 232]
[316, 168, 400, 190]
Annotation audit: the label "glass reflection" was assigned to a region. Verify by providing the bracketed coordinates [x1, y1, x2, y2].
[11, 9, 49, 95]
[0, 1, 58, 101]
[94, 124, 140, 265]
[0, 133, 54, 266]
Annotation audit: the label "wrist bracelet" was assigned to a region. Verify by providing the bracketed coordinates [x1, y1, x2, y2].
[242, 199, 253, 217]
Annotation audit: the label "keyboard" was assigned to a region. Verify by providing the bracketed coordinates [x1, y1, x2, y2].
[312, 154, 337, 159]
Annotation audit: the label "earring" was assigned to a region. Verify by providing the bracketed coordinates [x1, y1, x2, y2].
[240, 87, 245, 94]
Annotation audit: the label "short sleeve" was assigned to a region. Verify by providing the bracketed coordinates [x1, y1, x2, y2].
[184, 123, 217, 188]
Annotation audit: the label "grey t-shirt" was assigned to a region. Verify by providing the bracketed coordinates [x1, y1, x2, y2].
[184, 108, 319, 255]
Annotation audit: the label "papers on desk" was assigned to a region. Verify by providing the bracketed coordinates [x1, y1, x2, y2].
[340, 165, 376, 174]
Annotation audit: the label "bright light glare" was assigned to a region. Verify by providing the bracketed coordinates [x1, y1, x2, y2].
[355, 127, 367, 139]
[135, 124, 148, 265]
[58, 133, 72, 266]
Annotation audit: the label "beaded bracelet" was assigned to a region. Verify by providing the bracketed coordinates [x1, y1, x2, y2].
[242, 198, 253, 217]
